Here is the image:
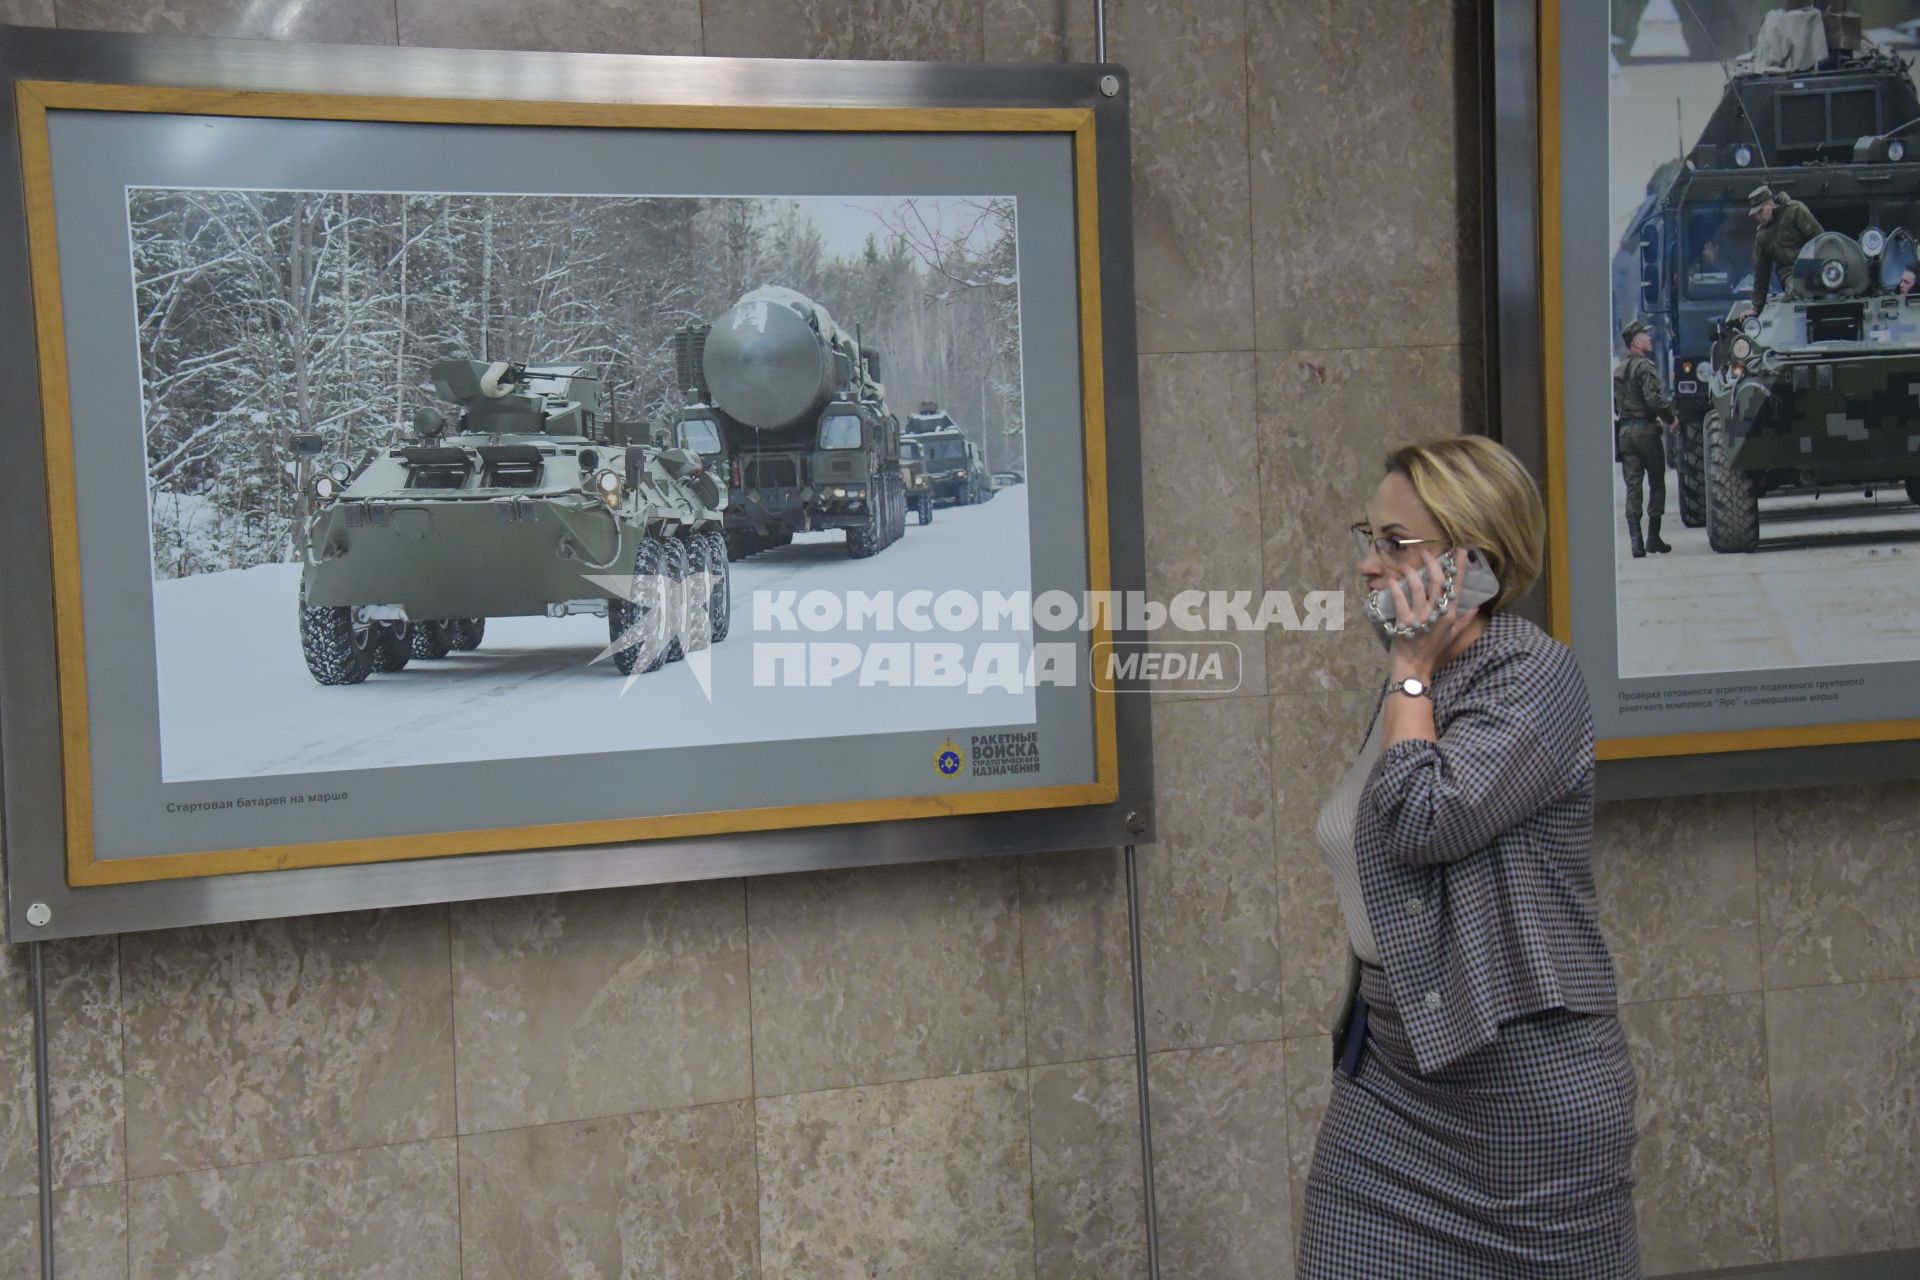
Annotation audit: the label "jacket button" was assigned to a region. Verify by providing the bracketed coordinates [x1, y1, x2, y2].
[1424, 990, 1442, 1010]
[1405, 897, 1424, 914]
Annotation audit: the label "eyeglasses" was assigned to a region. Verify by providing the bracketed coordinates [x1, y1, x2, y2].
[1350, 523, 1443, 559]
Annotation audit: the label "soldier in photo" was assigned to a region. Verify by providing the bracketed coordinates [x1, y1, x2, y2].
[1614, 320, 1674, 558]
[1748, 183, 1824, 311]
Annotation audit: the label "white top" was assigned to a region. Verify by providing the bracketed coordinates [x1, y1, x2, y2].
[1314, 704, 1387, 966]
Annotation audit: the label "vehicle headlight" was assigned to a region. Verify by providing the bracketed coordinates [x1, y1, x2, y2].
[1732, 336, 1753, 360]
[313, 476, 339, 500]
[327, 461, 351, 484]
[1863, 227, 1887, 257]
[1730, 360, 1746, 379]
[1892, 139, 1908, 163]
[1820, 259, 1847, 289]
[1741, 313, 1761, 336]
[1734, 144, 1753, 167]
[591, 468, 623, 505]
[831, 486, 846, 498]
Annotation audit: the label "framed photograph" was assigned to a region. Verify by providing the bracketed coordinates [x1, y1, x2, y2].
[1537, 0, 1920, 759]
[0, 28, 1152, 940]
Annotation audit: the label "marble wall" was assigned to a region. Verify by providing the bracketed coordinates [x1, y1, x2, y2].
[1, 0, 1917, 1276]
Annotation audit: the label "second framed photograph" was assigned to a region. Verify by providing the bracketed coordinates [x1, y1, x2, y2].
[1544, 0, 1920, 758]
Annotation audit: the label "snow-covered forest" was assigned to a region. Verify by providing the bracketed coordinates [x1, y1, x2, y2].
[132, 189, 1025, 579]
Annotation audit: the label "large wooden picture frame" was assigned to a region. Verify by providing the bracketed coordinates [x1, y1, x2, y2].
[0, 27, 1153, 940]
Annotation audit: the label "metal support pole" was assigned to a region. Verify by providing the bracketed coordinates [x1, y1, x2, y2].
[1124, 844, 1162, 1279]
[1096, 0, 1108, 62]
[30, 941, 55, 1280]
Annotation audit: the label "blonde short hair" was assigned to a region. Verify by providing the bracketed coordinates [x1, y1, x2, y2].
[1383, 435, 1544, 615]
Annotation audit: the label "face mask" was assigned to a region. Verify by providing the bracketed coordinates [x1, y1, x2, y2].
[1364, 547, 1501, 651]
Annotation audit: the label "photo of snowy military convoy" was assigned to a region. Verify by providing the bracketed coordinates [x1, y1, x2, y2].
[1609, 1, 1920, 677]
[135, 188, 1035, 782]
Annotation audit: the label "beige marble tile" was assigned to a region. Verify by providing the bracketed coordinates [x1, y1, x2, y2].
[1029, 1056, 1145, 1280]
[1140, 352, 1267, 702]
[1272, 689, 1375, 1038]
[459, 1100, 757, 1280]
[1248, 0, 1476, 352]
[1280, 1034, 1332, 1262]
[398, 0, 701, 54]
[702, 0, 982, 60]
[982, 0, 1093, 61]
[451, 882, 752, 1134]
[1767, 978, 1920, 1259]
[1138, 696, 1282, 1052]
[1592, 793, 1762, 1005]
[1147, 1041, 1291, 1280]
[0, 2, 54, 25]
[1256, 346, 1473, 698]
[0, 1183, 127, 1280]
[757, 1070, 1033, 1280]
[1107, 0, 1251, 354]
[122, 908, 454, 1179]
[1757, 782, 1920, 988]
[1, 933, 124, 1199]
[56, 0, 396, 42]
[1021, 849, 1134, 1066]
[127, 1138, 459, 1280]
[748, 857, 1023, 1098]
[1619, 994, 1776, 1274]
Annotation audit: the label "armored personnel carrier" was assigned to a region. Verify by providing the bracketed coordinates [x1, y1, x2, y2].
[1701, 227, 1920, 551]
[1625, 4, 1920, 528]
[294, 358, 730, 685]
[903, 404, 990, 507]
[673, 287, 906, 561]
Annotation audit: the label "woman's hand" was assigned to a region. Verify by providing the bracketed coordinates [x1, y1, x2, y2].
[1386, 549, 1480, 683]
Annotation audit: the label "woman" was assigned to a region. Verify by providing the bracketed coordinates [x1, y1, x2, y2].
[1299, 436, 1639, 1278]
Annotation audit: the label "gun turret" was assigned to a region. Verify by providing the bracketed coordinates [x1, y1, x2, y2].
[425, 359, 602, 437]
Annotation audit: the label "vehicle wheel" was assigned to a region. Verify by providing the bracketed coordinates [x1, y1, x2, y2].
[1704, 411, 1759, 553]
[917, 492, 934, 525]
[663, 535, 694, 663]
[701, 531, 732, 644]
[370, 623, 412, 672]
[608, 537, 671, 676]
[300, 604, 376, 686]
[1907, 478, 1920, 505]
[1677, 414, 1706, 529]
[408, 620, 455, 660]
[725, 530, 758, 561]
[846, 492, 882, 558]
[449, 618, 486, 651]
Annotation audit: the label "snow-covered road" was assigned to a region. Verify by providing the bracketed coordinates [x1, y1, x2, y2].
[153, 489, 1038, 782]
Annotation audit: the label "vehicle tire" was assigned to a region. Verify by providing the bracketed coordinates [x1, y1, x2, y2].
[1907, 478, 1920, 506]
[725, 530, 758, 561]
[1677, 414, 1706, 529]
[449, 618, 486, 651]
[608, 537, 670, 676]
[1704, 410, 1760, 553]
[408, 620, 455, 660]
[660, 536, 692, 663]
[300, 604, 376, 686]
[846, 491, 882, 558]
[702, 531, 732, 644]
[917, 492, 933, 525]
[370, 623, 412, 672]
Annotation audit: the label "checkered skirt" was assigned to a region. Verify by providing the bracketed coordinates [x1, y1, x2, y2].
[1299, 964, 1641, 1278]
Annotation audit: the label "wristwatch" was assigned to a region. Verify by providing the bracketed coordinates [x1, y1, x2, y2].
[1388, 676, 1431, 699]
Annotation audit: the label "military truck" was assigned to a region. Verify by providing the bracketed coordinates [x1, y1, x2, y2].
[1700, 227, 1920, 551]
[903, 404, 991, 507]
[673, 286, 906, 561]
[1628, 7, 1920, 528]
[294, 358, 730, 685]
[899, 437, 935, 525]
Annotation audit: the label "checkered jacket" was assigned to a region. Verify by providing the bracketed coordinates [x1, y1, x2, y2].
[1353, 610, 1618, 1075]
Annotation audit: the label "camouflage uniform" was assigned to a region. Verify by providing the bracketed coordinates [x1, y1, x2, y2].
[1613, 340, 1673, 555]
[1751, 196, 1823, 310]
